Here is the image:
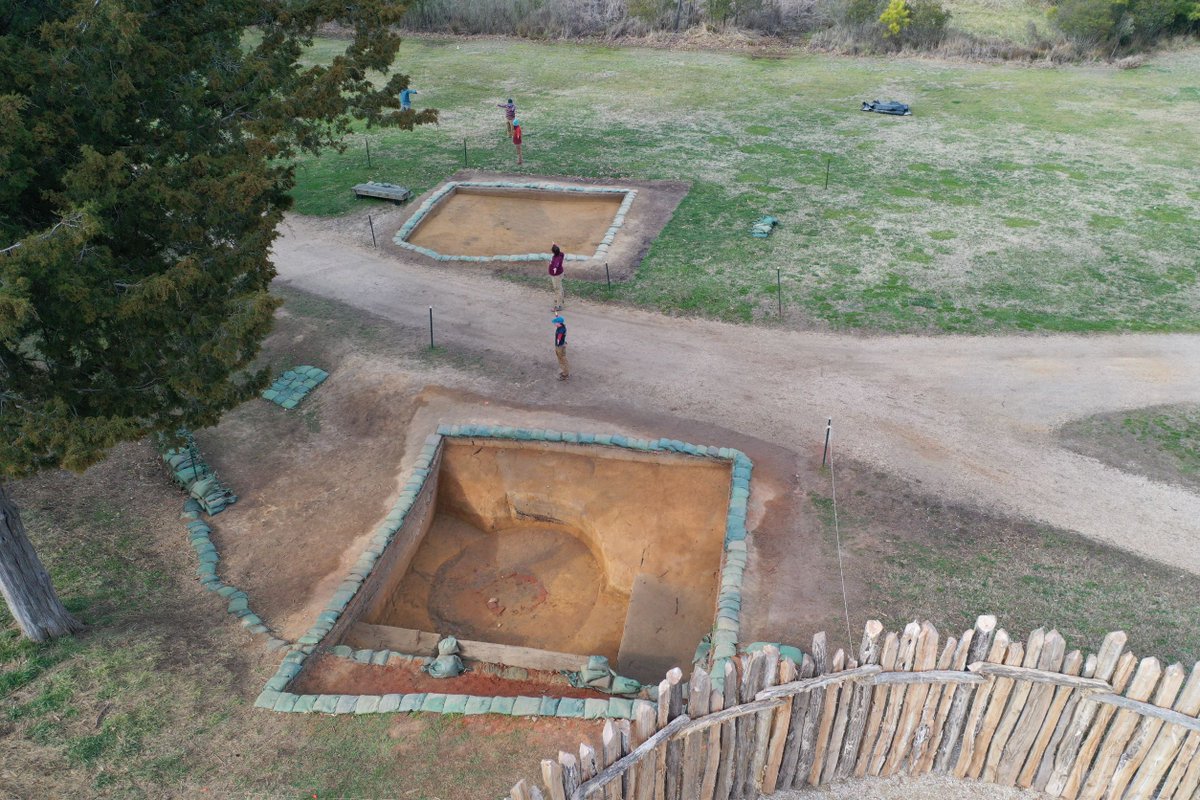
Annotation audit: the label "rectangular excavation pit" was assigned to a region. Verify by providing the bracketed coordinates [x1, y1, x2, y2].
[394, 180, 637, 263]
[334, 437, 729, 684]
[261, 428, 754, 715]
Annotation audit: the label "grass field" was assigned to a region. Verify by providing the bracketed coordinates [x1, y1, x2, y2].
[289, 38, 1200, 332]
[1061, 403, 1200, 493]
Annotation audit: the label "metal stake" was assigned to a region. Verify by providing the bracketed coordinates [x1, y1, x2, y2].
[428, 306, 435, 349]
[824, 157, 831, 190]
[463, 138, 468, 167]
[822, 418, 832, 467]
[777, 268, 783, 317]
[366, 139, 372, 168]
[368, 214, 377, 248]
[605, 262, 611, 288]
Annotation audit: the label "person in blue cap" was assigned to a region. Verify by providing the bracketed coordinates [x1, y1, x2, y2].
[552, 315, 569, 381]
[512, 118, 523, 165]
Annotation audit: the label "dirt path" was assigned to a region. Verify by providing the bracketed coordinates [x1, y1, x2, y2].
[272, 215, 1200, 575]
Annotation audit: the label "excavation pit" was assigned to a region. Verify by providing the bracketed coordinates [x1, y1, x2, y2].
[263, 428, 754, 716]
[394, 180, 637, 264]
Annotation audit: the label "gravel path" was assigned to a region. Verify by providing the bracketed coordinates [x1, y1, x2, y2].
[273, 215, 1200, 575]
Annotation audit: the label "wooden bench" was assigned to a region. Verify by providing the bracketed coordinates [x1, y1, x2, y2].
[352, 181, 412, 204]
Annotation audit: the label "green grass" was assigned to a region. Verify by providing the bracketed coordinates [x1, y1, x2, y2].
[1121, 407, 1200, 474]
[290, 39, 1200, 332]
[942, 0, 1050, 43]
[1060, 404, 1200, 492]
[810, 491, 1200, 663]
[1, 382, 562, 800]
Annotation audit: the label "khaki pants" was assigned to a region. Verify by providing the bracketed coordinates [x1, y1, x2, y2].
[555, 345, 570, 377]
[551, 274, 564, 308]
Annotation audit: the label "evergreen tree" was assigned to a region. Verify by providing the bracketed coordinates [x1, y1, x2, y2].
[0, 0, 435, 641]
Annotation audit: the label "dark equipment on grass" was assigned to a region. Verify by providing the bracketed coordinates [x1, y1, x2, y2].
[861, 100, 912, 116]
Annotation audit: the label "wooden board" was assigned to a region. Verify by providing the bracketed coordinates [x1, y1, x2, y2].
[346, 621, 586, 672]
[352, 181, 412, 202]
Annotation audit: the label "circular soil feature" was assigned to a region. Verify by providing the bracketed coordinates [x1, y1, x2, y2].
[427, 526, 604, 651]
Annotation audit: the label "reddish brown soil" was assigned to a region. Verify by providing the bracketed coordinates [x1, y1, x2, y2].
[407, 187, 622, 257]
[289, 652, 610, 699]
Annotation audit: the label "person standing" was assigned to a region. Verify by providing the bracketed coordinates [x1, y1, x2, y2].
[553, 315, 570, 381]
[400, 86, 417, 111]
[548, 243, 565, 310]
[497, 98, 516, 136]
[512, 118, 523, 165]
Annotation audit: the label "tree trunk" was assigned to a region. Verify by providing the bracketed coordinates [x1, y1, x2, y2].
[0, 481, 83, 642]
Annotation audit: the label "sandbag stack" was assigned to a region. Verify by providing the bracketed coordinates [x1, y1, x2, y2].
[160, 431, 238, 515]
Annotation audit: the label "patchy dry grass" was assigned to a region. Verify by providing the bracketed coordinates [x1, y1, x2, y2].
[1060, 403, 1200, 493]
[291, 39, 1200, 332]
[0, 338, 588, 800]
[807, 463, 1200, 664]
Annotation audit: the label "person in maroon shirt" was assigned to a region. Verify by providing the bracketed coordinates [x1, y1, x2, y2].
[548, 243, 565, 310]
[496, 98, 516, 136]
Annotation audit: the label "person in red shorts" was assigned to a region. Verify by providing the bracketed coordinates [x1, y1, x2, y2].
[512, 118, 523, 165]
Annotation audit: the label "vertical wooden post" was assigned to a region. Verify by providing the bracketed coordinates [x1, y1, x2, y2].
[428, 306, 434, 349]
[1123, 661, 1200, 797]
[463, 137, 468, 167]
[680, 665, 712, 799]
[1042, 630, 1128, 794]
[747, 646, 781, 796]
[368, 214, 377, 248]
[794, 631, 830, 786]
[543, 758, 567, 800]
[934, 615, 998, 773]
[632, 702, 658, 800]
[601, 721, 622, 800]
[806, 648, 847, 786]
[954, 630, 1015, 779]
[855, 632, 900, 778]
[714, 660, 738, 800]
[779, 653, 818, 787]
[761, 657, 799, 794]
[993, 629, 1067, 785]
[365, 138, 371, 167]
[560, 752, 581, 799]
[1017, 649, 1083, 788]
[836, 620, 885, 779]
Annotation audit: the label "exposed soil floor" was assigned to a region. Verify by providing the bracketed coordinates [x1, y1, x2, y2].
[374, 518, 629, 660]
[406, 186, 623, 257]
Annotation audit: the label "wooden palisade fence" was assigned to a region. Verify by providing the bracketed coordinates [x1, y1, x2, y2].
[509, 616, 1200, 800]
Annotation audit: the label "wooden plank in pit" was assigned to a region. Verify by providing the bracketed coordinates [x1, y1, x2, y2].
[346, 622, 586, 673]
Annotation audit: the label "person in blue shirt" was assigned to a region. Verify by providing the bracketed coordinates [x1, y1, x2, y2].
[400, 86, 417, 111]
[553, 316, 569, 381]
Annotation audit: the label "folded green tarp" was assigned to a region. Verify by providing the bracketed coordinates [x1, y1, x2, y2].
[751, 216, 778, 238]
